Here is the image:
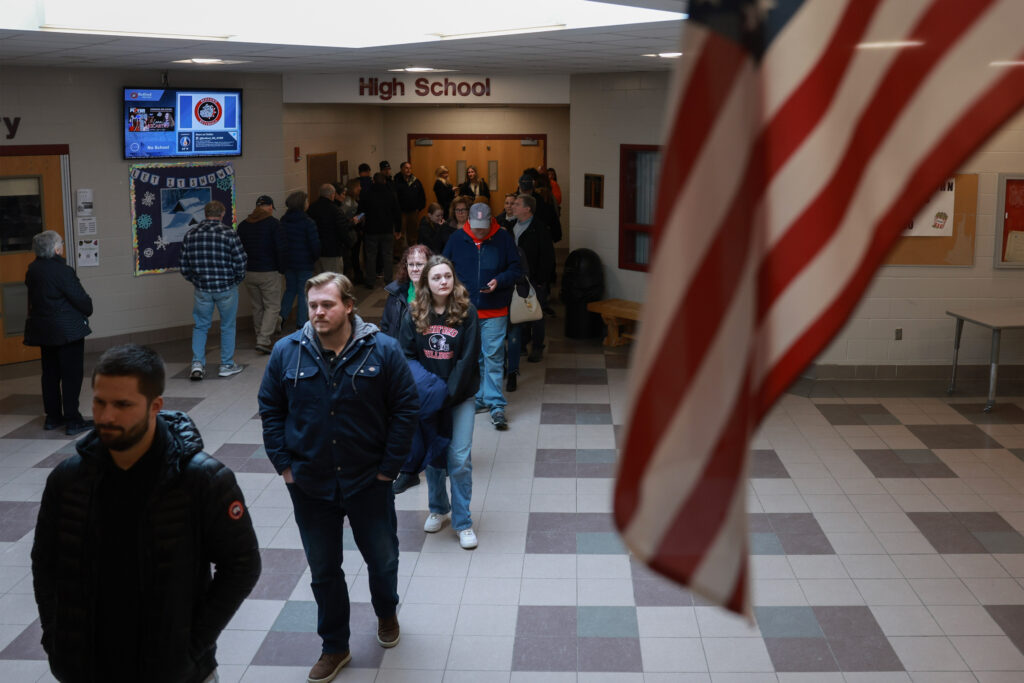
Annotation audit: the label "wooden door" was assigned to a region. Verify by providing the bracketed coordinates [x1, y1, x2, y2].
[0, 153, 65, 365]
[306, 152, 338, 200]
[408, 135, 546, 218]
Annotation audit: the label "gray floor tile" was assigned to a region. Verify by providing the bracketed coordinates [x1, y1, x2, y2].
[754, 606, 824, 638]
[763, 637, 839, 672]
[511, 636, 578, 671]
[577, 606, 639, 638]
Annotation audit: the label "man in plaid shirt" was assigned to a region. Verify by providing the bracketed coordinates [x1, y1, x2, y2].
[180, 200, 247, 380]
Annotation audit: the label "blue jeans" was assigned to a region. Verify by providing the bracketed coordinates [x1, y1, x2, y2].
[476, 316, 507, 411]
[281, 269, 313, 328]
[287, 480, 399, 654]
[191, 288, 238, 366]
[425, 398, 475, 530]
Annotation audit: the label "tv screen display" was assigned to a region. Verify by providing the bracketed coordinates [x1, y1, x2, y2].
[123, 87, 242, 160]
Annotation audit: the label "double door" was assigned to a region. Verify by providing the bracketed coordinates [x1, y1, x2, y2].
[407, 135, 547, 218]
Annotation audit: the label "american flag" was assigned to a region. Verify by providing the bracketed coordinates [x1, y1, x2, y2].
[615, 0, 1024, 615]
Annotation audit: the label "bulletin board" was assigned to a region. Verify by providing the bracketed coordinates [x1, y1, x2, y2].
[883, 173, 976, 266]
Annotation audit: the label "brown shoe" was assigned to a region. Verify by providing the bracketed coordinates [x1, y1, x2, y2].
[377, 614, 400, 648]
[307, 651, 351, 683]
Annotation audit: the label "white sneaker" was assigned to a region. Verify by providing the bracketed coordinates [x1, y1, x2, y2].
[190, 361, 205, 381]
[423, 513, 448, 533]
[458, 528, 478, 549]
[218, 362, 244, 377]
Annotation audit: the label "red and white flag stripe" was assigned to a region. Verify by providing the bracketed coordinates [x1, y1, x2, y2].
[616, 0, 1024, 616]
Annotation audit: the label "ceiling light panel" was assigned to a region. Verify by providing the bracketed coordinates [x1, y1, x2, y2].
[19, 0, 681, 49]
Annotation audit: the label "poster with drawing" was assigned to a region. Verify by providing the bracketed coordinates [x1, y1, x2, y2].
[129, 161, 236, 275]
[900, 177, 955, 237]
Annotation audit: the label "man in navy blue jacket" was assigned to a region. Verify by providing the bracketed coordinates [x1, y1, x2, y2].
[258, 272, 418, 682]
[443, 202, 521, 430]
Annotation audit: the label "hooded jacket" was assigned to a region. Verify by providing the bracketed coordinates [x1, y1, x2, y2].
[258, 315, 420, 499]
[442, 222, 522, 315]
[30, 411, 261, 683]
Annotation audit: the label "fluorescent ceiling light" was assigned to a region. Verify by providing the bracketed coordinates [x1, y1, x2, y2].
[436, 24, 566, 40]
[39, 25, 232, 40]
[856, 40, 924, 50]
[388, 67, 452, 73]
[642, 52, 682, 58]
[14, 0, 683, 49]
[172, 58, 251, 65]
[990, 60, 1024, 67]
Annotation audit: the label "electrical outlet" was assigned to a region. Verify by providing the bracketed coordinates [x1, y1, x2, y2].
[894, 328, 903, 341]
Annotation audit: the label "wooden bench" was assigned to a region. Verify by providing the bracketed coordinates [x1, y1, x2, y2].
[587, 298, 642, 347]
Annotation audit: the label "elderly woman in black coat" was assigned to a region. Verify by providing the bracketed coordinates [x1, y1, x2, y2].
[24, 230, 94, 436]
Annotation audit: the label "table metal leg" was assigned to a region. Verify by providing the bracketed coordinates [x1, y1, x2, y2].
[985, 328, 1001, 413]
[948, 318, 964, 395]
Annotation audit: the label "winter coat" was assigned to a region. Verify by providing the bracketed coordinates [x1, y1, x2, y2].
[258, 316, 419, 500]
[418, 215, 455, 256]
[400, 359, 451, 473]
[381, 279, 412, 338]
[280, 208, 321, 271]
[30, 411, 261, 683]
[513, 217, 556, 287]
[442, 223, 522, 313]
[23, 256, 93, 347]
[433, 179, 455, 216]
[237, 212, 286, 273]
[394, 174, 426, 214]
[307, 197, 351, 258]
[358, 183, 402, 236]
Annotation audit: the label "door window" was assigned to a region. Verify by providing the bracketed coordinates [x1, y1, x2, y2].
[0, 177, 43, 253]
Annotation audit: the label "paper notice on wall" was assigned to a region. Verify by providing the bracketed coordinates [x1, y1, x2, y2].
[76, 189, 94, 217]
[1005, 231, 1024, 262]
[901, 177, 955, 237]
[77, 216, 97, 235]
[77, 239, 99, 267]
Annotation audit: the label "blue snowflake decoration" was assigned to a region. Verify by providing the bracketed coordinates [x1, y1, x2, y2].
[136, 214, 153, 230]
[217, 178, 233, 191]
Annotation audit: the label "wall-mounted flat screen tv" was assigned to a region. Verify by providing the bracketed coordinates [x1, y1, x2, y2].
[123, 87, 242, 160]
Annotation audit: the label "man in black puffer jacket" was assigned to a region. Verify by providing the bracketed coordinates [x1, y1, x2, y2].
[31, 344, 261, 683]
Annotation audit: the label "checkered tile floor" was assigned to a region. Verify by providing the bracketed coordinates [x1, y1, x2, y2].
[2, 293, 1024, 681]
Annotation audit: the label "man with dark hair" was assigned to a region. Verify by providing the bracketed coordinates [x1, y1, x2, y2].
[180, 200, 247, 380]
[307, 183, 352, 275]
[394, 161, 426, 254]
[259, 273, 418, 682]
[237, 194, 286, 354]
[31, 344, 261, 683]
[358, 172, 401, 289]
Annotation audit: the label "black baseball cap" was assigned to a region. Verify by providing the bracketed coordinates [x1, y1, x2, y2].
[255, 195, 275, 207]
[379, 160, 391, 170]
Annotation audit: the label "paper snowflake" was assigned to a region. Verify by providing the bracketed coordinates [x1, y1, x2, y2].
[217, 178, 233, 191]
[141, 191, 156, 207]
[154, 235, 168, 250]
[136, 214, 153, 230]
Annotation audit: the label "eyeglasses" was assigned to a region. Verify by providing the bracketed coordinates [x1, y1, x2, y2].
[455, 208, 469, 214]
[408, 262, 427, 269]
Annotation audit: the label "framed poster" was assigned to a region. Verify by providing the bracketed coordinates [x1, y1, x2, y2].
[994, 173, 1024, 268]
[130, 161, 237, 276]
